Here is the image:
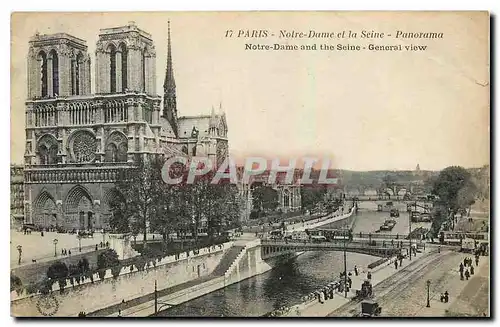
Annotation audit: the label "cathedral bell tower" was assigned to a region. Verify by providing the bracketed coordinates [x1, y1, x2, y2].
[95, 22, 156, 95]
[163, 21, 178, 137]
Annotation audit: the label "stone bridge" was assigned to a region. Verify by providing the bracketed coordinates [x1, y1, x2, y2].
[260, 239, 403, 259]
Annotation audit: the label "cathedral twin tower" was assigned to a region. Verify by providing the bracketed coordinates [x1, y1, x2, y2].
[24, 22, 229, 229]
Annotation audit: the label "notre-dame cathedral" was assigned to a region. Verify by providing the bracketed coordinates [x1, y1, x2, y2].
[23, 22, 229, 230]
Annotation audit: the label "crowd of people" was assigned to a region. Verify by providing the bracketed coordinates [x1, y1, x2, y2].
[266, 271, 357, 317]
[459, 254, 480, 281]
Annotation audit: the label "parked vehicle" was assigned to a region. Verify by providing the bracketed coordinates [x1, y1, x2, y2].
[390, 209, 399, 217]
[360, 300, 382, 317]
[310, 235, 327, 243]
[461, 238, 475, 253]
[380, 219, 396, 231]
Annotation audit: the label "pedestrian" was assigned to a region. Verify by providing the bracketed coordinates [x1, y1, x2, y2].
[319, 291, 325, 304]
[68, 250, 72, 256]
[367, 271, 372, 280]
[463, 258, 467, 266]
[444, 291, 449, 303]
[470, 265, 474, 275]
[459, 263, 464, 280]
[95, 244, 98, 251]
[476, 255, 479, 266]
[395, 260, 398, 270]
[354, 265, 359, 276]
[465, 269, 470, 280]
[438, 246, 441, 253]
[61, 249, 64, 255]
[347, 277, 352, 289]
[440, 293, 445, 302]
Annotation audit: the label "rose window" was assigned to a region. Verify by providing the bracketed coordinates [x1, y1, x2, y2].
[72, 132, 97, 162]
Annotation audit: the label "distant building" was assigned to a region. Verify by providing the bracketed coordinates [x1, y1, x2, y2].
[10, 165, 25, 228]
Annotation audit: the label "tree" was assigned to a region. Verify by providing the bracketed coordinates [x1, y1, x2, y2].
[10, 274, 23, 294]
[109, 189, 129, 233]
[432, 166, 476, 214]
[113, 156, 166, 247]
[47, 261, 69, 280]
[430, 166, 478, 235]
[252, 184, 279, 212]
[181, 169, 241, 244]
[97, 249, 120, 270]
[300, 184, 327, 211]
[149, 182, 185, 247]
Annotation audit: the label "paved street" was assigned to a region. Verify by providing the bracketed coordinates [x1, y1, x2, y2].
[327, 250, 489, 317]
[284, 247, 433, 317]
[10, 231, 109, 266]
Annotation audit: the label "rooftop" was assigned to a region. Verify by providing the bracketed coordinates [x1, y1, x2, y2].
[29, 33, 87, 46]
[99, 21, 152, 40]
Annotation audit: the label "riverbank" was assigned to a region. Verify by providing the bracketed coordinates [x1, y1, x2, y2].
[283, 247, 432, 317]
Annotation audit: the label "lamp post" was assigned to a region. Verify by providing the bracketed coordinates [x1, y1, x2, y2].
[343, 222, 348, 298]
[153, 280, 205, 316]
[408, 209, 412, 261]
[17, 245, 22, 265]
[53, 239, 58, 257]
[77, 235, 82, 252]
[426, 280, 431, 307]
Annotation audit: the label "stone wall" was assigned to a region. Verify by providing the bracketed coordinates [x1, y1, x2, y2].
[11, 242, 232, 317]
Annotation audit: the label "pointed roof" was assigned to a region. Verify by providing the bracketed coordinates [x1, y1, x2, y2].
[209, 105, 218, 128]
[163, 20, 175, 90]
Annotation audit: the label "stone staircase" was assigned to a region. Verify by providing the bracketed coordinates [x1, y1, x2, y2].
[224, 239, 261, 279]
[210, 245, 245, 277]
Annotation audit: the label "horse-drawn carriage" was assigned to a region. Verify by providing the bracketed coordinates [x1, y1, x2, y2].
[355, 279, 374, 300]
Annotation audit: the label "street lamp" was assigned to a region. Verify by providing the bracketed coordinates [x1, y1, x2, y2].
[77, 235, 82, 252]
[408, 209, 412, 261]
[153, 280, 205, 316]
[53, 239, 58, 257]
[426, 279, 431, 307]
[16, 245, 22, 265]
[343, 222, 348, 298]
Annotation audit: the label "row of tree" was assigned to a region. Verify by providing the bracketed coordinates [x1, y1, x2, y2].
[109, 156, 242, 246]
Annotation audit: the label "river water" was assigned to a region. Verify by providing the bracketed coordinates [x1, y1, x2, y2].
[158, 250, 376, 317]
[158, 202, 416, 317]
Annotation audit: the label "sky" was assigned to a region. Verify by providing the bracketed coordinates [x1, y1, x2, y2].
[10, 12, 490, 171]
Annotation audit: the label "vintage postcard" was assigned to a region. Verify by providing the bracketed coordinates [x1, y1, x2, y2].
[10, 11, 490, 318]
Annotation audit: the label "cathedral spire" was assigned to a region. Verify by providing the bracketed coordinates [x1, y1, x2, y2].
[164, 20, 176, 90]
[163, 20, 178, 136]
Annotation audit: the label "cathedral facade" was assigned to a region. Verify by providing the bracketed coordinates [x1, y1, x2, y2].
[23, 22, 229, 230]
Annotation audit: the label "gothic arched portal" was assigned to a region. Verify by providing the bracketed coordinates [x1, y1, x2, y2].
[33, 191, 57, 227]
[64, 185, 93, 230]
